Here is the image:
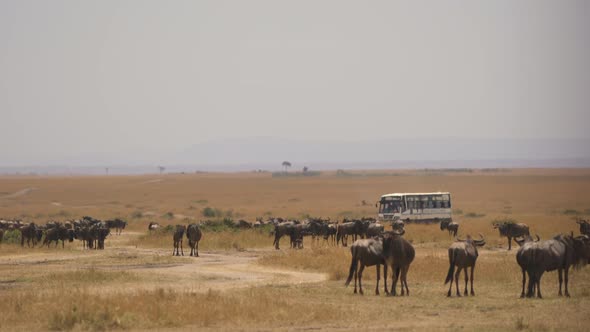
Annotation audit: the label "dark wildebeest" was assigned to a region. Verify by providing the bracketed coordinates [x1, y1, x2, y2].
[0, 229, 4, 244]
[42, 226, 75, 248]
[186, 223, 202, 257]
[272, 221, 296, 250]
[576, 220, 590, 236]
[516, 233, 590, 298]
[344, 236, 388, 295]
[440, 219, 459, 237]
[19, 223, 38, 247]
[493, 222, 529, 250]
[173, 225, 186, 256]
[106, 218, 127, 235]
[444, 234, 486, 297]
[382, 229, 415, 296]
[366, 222, 385, 238]
[336, 220, 365, 247]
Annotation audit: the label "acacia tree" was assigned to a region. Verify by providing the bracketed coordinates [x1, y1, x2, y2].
[158, 166, 165, 174]
[282, 161, 291, 172]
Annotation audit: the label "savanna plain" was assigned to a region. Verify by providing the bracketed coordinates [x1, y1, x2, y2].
[1, 169, 589, 331]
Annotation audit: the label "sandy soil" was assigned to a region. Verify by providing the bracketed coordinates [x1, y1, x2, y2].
[0, 231, 327, 294]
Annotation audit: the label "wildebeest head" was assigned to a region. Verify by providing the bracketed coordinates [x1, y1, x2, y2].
[440, 219, 450, 231]
[576, 220, 590, 236]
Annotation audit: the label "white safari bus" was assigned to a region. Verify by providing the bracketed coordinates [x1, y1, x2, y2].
[377, 192, 452, 223]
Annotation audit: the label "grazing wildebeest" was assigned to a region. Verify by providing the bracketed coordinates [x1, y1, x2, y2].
[0, 229, 4, 244]
[186, 223, 202, 257]
[440, 219, 459, 237]
[382, 229, 415, 296]
[173, 225, 186, 256]
[493, 222, 529, 250]
[272, 221, 296, 249]
[576, 220, 590, 236]
[444, 234, 486, 297]
[516, 233, 590, 298]
[344, 236, 388, 295]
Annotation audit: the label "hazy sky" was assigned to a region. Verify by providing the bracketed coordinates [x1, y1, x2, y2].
[1, 1, 589, 166]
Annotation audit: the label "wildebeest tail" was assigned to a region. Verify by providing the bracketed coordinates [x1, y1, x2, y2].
[344, 246, 357, 286]
[445, 249, 457, 284]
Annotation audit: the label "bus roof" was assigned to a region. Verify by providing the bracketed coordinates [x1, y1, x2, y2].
[380, 192, 450, 198]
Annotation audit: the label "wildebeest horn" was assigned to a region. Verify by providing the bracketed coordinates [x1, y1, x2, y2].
[535, 234, 540, 242]
[455, 236, 465, 242]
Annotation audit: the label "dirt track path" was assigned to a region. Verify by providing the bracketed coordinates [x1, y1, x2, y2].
[0, 231, 327, 294]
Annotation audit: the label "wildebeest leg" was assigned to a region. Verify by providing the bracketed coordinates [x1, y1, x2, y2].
[520, 268, 526, 298]
[375, 264, 381, 295]
[383, 263, 389, 295]
[391, 267, 400, 296]
[463, 267, 469, 296]
[470, 265, 475, 296]
[564, 267, 570, 297]
[526, 270, 535, 298]
[353, 261, 358, 294]
[508, 236, 512, 250]
[455, 268, 461, 297]
[447, 270, 454, 297]
[358, 264, 365, 295]
[537, 272, 543, 299]
[180, 239, 184, 256]
[195, 240, 199, 257]
[558, 269, 563, 296]
[402, 266, 410, 296]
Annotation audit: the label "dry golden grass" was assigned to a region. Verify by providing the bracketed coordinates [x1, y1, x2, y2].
[1, 169, 590, 331]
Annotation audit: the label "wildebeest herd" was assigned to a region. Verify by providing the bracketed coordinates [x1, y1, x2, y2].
[0, 216, 125, 249]
[1, 215, 589, 299]
[265, 217, 590, 299]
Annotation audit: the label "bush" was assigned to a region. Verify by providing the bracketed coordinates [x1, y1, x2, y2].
[131, 211, 143, 219]
[162, 212, 174, 220]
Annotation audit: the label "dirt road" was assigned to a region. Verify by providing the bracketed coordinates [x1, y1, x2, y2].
[0, 231, 327, 294]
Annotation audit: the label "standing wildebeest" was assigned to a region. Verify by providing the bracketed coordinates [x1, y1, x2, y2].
[366, 222, 385, 238]
[576, 220, 590, 236]
[19, 223, 39, 247]
[493, 222, 529, 250]
[42, 226, 75, 248]
[186, 223, 202, 257]
[382, 229, 415, 296]
[516, 233, 590, 298]
[440, 219, 459, 237]
[336, 220, 365, 247]
[345, 236, 388, 295]
[272, 221, 296, 249]
[173, 225, 186, 256]
[106, 218, 127, 235]
[444, 234, 486, 297]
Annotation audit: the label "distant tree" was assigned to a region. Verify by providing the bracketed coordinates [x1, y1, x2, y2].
[105, 167, 109, 175]
[303, 166, 308, 173]
[282, 161, 292, 172]
[158, 166, 165, 174]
